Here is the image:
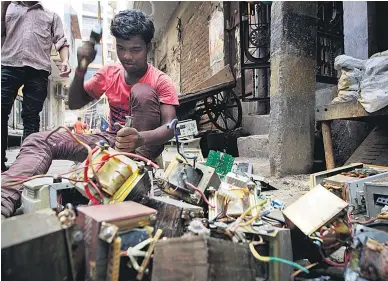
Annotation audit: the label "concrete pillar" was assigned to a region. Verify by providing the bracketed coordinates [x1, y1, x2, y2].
[269, 2, 317, 176]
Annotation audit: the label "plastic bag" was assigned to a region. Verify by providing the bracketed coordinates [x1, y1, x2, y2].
[332, 68, 362, 103]
[334, 55, 365, 71]
[359, 54, 388, 113]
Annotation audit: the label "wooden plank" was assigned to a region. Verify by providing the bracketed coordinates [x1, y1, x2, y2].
[179, 65, 236, 104]
[321, 121, 335, 170]
[189, 64, 235, 93]
[315, 100, 388, 121]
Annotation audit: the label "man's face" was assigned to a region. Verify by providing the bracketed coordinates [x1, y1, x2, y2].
[116, 36, 149, 75]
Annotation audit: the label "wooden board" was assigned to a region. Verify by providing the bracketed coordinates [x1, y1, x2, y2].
[190, 64, 235, 93]
[315, 100, 388, 121]
[179, 65, 236, 104]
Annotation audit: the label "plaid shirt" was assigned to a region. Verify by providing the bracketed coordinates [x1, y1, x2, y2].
[1, 2, 69, 72]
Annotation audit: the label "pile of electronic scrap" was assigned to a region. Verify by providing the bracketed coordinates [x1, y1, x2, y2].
[2, 122, 388, 281]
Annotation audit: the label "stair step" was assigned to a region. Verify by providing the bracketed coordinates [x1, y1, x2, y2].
[242, 114, 269, 135]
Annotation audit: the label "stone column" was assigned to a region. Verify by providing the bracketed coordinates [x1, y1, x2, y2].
[269, 2, 317, 177]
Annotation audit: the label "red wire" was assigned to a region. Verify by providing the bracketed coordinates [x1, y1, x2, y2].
[89, 180, 104, 202]
[319, 248, 349, 267]
[104, 152, 160, 169]
[185, 181, 215, 208]
[84, 183, 101, 205]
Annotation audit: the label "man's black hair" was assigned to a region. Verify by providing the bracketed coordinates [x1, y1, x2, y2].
[78, 117, 82, 121]
[110, 10, 155, 45]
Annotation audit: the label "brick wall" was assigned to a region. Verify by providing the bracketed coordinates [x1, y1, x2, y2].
[180, 2, 217, 93]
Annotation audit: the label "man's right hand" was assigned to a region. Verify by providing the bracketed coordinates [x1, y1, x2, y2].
[77, 42, 97, 72]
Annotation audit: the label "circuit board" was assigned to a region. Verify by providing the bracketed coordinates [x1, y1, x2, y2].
[205, 150, 234, 178]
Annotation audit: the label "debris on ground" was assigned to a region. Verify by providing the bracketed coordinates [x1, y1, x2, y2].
[2, 123, 388, 281]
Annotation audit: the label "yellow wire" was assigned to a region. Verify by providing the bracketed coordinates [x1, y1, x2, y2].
[240, 200, 267, 220]
[240, 207, 263, 227]
[249, 241, 270, 262]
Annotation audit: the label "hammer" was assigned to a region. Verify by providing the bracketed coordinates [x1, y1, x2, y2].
[80, 24, 103, 69]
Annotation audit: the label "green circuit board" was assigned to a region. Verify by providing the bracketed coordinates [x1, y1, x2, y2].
[205, 150, 234, 178]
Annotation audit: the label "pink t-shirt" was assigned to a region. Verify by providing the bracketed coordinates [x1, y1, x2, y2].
[84, 63, 179, 130]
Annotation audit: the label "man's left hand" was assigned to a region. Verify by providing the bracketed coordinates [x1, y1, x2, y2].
[59, 61, 71, 77]
[115, 126, 145, 152]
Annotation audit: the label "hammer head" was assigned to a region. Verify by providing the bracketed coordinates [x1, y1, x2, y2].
[90, 24, 103, 44]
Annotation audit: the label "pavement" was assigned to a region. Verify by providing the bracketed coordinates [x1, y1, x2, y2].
[5, 146, 75, 175]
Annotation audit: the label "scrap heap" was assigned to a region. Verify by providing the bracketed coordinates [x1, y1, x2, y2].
[2, 123, 388, 281]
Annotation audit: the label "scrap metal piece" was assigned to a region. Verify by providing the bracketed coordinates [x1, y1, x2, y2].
[345, 225, 388, 281]
[106, 237, 122, 281]
[364, 177, 388, 218]
[283, 185, 348, 236]
[76, 201, 157, 281]
[2, 209, 72, 281]
[141, 196, 204, 237]
[99, 222, 119, 243]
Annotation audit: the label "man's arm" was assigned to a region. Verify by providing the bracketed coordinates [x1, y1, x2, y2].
[58, 46, 71, 77]
[68, 42, 97, 110]
[1, 2, 11, 38]
[115, 104, 176, 151]
[52, 13, 71, 77]
[68, 70, 94, 109]
[139, 104, 176, 145]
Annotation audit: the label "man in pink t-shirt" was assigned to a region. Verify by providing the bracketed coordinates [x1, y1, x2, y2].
[1, 10, 179, 218]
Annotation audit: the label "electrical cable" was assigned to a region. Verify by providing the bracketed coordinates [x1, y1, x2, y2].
[99, 152, 159, 169]
[184, 181, 215, 208]
[239, 206, 263, 227]
[239, 200, 267, 221]
[319, 247, 349, 267]
[2, 175, 86, 187]
[249, 241, 310, 274]
[46, 126, 101, 186]
[88, 180, 104, 203]
[289, 263, 318, 281]
[167, 119, 198, 163]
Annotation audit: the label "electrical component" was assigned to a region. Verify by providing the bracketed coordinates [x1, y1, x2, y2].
[364, 177, 388, 218]
[76, 201, 157, 281]
[283, 185, 348, 236]
[71, 144, 152, 204]
[225, 172, 256, 189]
[310, 163, 388, 214]
[141, 196, 204, 237]
[160, 155, 221, 205]
[208, 182, 261, 221]
[151, 235, 256, 281]
[2, 209, 73, 281]
[206, 150, 234, 178]
[161, 138, 204, 169]
[345, 225, 388, 281]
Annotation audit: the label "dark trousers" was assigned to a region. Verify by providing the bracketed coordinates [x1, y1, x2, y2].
[1, 83, 163, 217]
[1, 66, 49, 166]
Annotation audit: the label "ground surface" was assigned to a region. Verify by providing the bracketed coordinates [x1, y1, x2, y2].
[5, 149, 311, 209]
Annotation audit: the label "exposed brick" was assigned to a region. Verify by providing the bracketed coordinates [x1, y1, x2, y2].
[180, 1, 215, 93]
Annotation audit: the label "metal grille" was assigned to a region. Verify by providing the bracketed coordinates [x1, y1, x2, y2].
[316, 1, 344, 84]
[240, 1, 271, 106]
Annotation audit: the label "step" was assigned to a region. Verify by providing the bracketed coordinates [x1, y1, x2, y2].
[237, 134, 269, 159]
[241, 114, 270, 135]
